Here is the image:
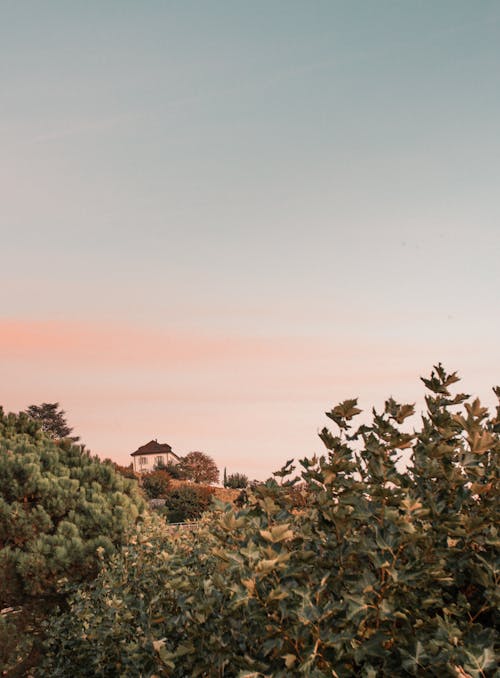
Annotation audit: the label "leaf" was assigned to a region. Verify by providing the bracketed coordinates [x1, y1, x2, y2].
[400, 641, 428, 673]
[255, 558, 280, 574]
[464, 398, 489, 420]
[326, 399, 362, 429]
[462, 646, 497, 675]
[152, 638, 166, 653]
[394, 403, 416, 424]
[241, 578, 255, 595]
[282, 653, 297, 668]
[259, 524, 294, 543]
[467, 430, 495, 455]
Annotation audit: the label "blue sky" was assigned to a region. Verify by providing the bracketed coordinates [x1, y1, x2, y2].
[2, 2, 500, 477]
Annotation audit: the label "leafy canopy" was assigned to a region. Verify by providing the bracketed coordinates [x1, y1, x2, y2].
[178, 451, 219, 484]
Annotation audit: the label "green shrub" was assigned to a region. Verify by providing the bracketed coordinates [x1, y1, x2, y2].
[164, 484, 215, 522]
[142, 469, 171, 499]
[225, 472, 249, 489]
[156, 460, 186, 479]
[43, 367, 499, 676]
[111, 461, 137, 480]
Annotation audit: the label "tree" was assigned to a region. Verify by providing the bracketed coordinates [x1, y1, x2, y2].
[0, 409, 144, 600]
[0, 408, 145, 674]
[24, 402, 79, 441]
[178, 451, 219, 484]
[225, 472, 249, 489]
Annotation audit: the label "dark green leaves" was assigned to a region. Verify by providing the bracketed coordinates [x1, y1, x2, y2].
[40, 367, 500, 677]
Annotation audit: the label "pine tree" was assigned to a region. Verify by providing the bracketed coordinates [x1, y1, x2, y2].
[24, 402, 79, 441]
[0, 408, 144, 602]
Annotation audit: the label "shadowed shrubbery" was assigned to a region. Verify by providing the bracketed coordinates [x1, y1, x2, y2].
[142, 469, 171, 499]
[224, 472, 249, 489]
[163, 484, 215, 523]
[0, 409, 145, 674]
[43, 366, 499, 676]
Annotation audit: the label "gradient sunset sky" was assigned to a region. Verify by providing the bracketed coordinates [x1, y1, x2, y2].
[2, 1, 500, 479]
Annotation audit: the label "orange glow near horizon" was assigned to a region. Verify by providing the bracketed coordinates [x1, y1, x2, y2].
[2, 317, 499, 479]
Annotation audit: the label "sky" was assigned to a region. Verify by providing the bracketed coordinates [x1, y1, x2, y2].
[2, 1, 500, 479]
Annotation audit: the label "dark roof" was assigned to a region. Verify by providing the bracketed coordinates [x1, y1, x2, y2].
[130, 440, 179, 458]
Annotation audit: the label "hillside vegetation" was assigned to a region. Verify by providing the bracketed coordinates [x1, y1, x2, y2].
[42, 366, 499, 677]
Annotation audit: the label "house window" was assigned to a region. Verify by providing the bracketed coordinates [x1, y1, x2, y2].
[140, 456, 148, 466]
[155, 455, 164, 467]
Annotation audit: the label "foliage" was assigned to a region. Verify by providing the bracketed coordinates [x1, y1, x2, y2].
[155, 459, 186, 480]
[178, 451, 219, 484]
[142, 469, 171, 499]
[111, 461, 137, 480]
[163, 484, 215, 523]
[0, 409, 145, 602]
[43, 367, 499, 676]
[24, 402, 78, 441]
[224, 472, 249, 489]
[42, 515, 219, 676]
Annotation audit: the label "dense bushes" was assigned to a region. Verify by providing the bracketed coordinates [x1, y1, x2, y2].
[142, 469, 171, 499]
[0, 409, 145, 601]
[43, 367, 499, 676]
[163, 484, 215, 522]
[157, 460, 186, 479]
[224, 472, 249, 489]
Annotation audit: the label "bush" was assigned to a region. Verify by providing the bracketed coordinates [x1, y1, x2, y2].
[0, 409, 144, 601]
[111, 461, 137, 480]
[142, 469, 171, 499]
[224, 472, 248, 489]
[43, 515, 219, 676]
[163, 484, 215, 523]
[156, 460, 186, 479]
[42, 367, 499, 676]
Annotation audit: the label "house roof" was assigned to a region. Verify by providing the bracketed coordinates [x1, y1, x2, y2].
[130, 440, 180, 458]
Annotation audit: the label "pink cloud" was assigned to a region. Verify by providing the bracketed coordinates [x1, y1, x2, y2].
[0, 318, 298, 367]
[3, 317, 498, 479]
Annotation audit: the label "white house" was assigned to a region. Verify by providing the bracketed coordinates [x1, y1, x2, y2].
[130, 439, 180, 474]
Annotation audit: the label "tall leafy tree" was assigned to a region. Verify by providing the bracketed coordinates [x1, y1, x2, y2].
[178, 451, 219, 484]
[24, 402, 78, 441]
